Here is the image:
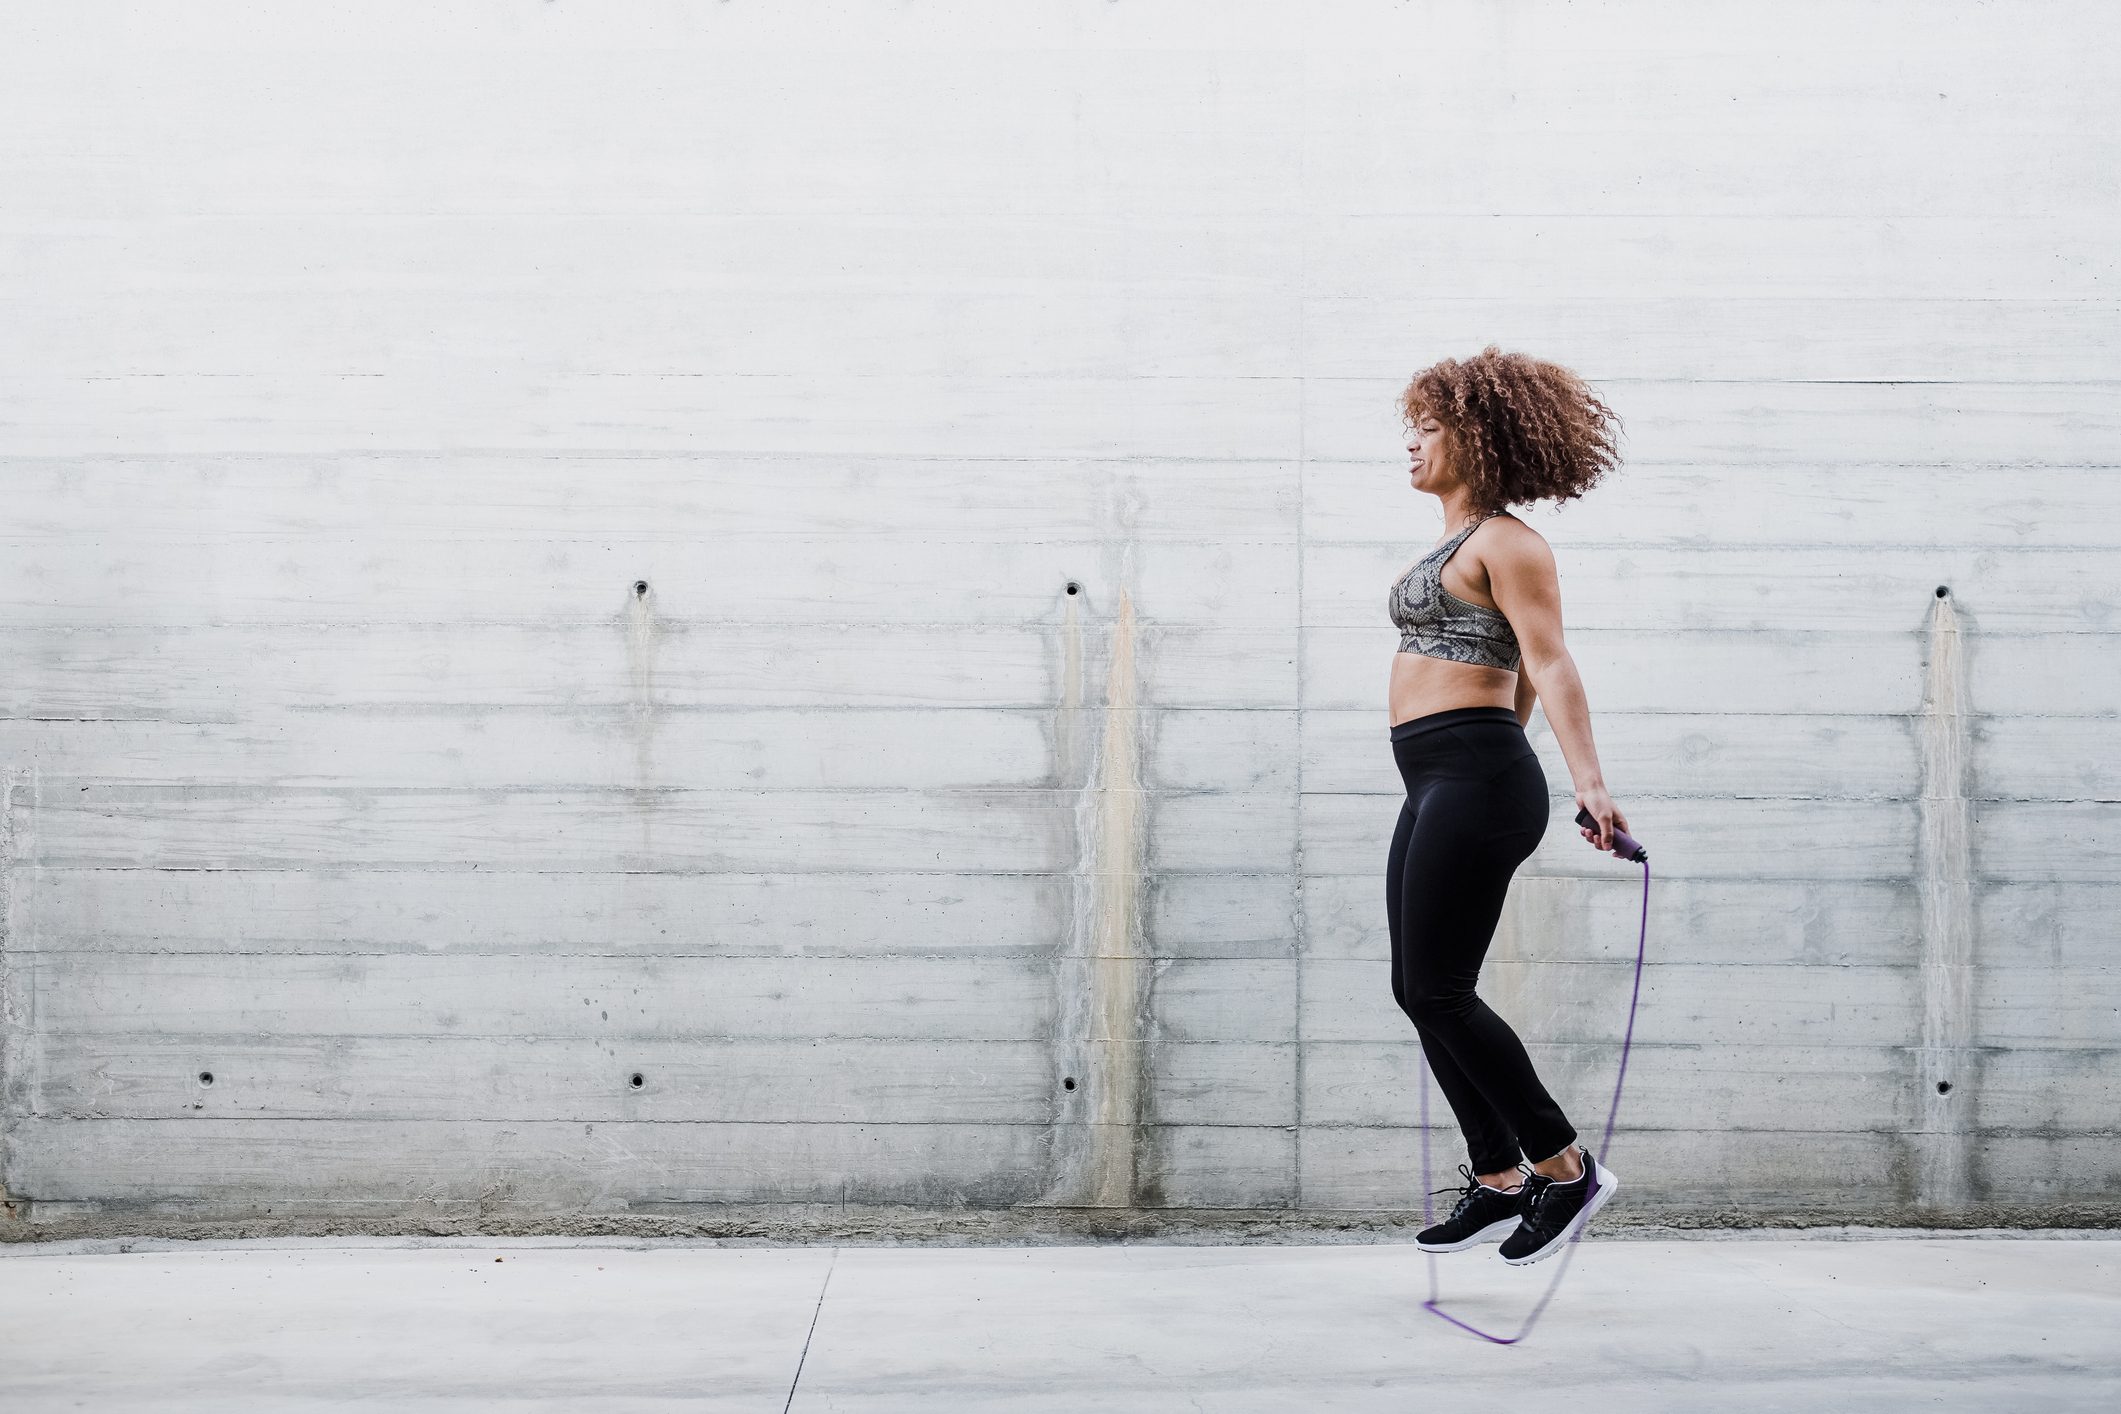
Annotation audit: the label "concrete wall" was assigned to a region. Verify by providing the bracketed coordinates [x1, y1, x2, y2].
[3, 1, 2116, 1234]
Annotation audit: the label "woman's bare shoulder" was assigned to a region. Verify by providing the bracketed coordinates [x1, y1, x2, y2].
[1481, 514, 1559, 582]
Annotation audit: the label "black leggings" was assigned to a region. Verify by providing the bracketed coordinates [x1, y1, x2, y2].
[1386, 705, 1577, 1174]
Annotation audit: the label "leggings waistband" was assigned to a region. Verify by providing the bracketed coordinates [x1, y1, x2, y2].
[1389, 705, 1521, 742]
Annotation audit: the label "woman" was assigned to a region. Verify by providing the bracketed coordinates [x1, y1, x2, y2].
[1385, 345, 1630, 1266]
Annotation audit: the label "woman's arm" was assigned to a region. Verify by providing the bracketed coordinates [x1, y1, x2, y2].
[1485, 526, 1630, 852]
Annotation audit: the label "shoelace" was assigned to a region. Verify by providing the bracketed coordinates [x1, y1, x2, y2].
[1429, 1165, 1484, 1222]
[1515, 1173, 1565, 1235]
[1430, 1163, 1527, 1223]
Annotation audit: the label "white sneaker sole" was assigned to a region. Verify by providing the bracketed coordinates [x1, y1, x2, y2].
[1500, 1159, 1619, 1266]
[1415, 1215, 1522, 1253]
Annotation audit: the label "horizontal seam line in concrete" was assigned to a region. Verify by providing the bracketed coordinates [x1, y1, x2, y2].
[13, 1117, 2061, 1132]
[36, 372, 2121, 386]
[3, 624, 2114, 635]
[0, 960, 1965, 971]
[15, 1035, 2022, 1046]
[14, 450, 2121, 469]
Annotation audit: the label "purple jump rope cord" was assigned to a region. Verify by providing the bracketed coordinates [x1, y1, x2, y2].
[1416, 853, 1650, 1346]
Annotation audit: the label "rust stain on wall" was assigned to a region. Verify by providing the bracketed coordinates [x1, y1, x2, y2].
[1916, 589, 1975, 1206]
[1038, 588, 1148, 1209]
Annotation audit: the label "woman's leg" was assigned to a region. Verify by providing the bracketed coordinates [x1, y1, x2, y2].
[1396, 753, 1577, 1168]
[1387, 794, 1525, 1178]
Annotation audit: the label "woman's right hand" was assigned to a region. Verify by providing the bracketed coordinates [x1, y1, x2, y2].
[1574, 785, 1629, 854]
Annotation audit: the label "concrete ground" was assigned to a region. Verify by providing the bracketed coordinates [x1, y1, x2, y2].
[1, 1233, 2115, 1412]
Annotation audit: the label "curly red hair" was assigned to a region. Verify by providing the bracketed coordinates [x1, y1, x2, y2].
[1401, 345, 1623, 516]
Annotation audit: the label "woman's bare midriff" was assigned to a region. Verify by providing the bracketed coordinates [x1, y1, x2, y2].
[1389, 652, 1517, 729]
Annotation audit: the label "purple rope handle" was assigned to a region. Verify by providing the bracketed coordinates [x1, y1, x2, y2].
[1416, 854, 1650, 1346]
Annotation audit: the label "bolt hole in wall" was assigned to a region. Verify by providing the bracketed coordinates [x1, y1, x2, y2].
[634, 580, 649, 597]
[1062, 1077, 1077, 1091]
[1937, 1081, 1953, 1095]
[629, 1072, 645, 1090]
[196, 1071, 214, 1087]
[1936, 585, 1950, 598]
[1065, 581, 1080, 596]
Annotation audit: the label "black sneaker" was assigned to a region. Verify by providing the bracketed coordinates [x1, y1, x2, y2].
[1498, 1146, 1619, 1266]
[1414, 1163, 1528, 1253]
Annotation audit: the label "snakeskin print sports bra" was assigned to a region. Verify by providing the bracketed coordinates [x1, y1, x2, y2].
[1387, 513, 1523, 671]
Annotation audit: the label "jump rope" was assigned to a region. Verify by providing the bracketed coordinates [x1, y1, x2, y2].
[1414, 805, 1650, 1346]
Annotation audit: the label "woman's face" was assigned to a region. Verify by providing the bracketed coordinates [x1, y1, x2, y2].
[1405, 412, 1454, 494]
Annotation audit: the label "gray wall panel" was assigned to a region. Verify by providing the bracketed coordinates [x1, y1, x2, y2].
[2, 1, 2112, 1231]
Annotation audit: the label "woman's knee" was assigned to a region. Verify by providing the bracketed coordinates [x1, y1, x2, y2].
[1400, 975, 1478, 1030]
